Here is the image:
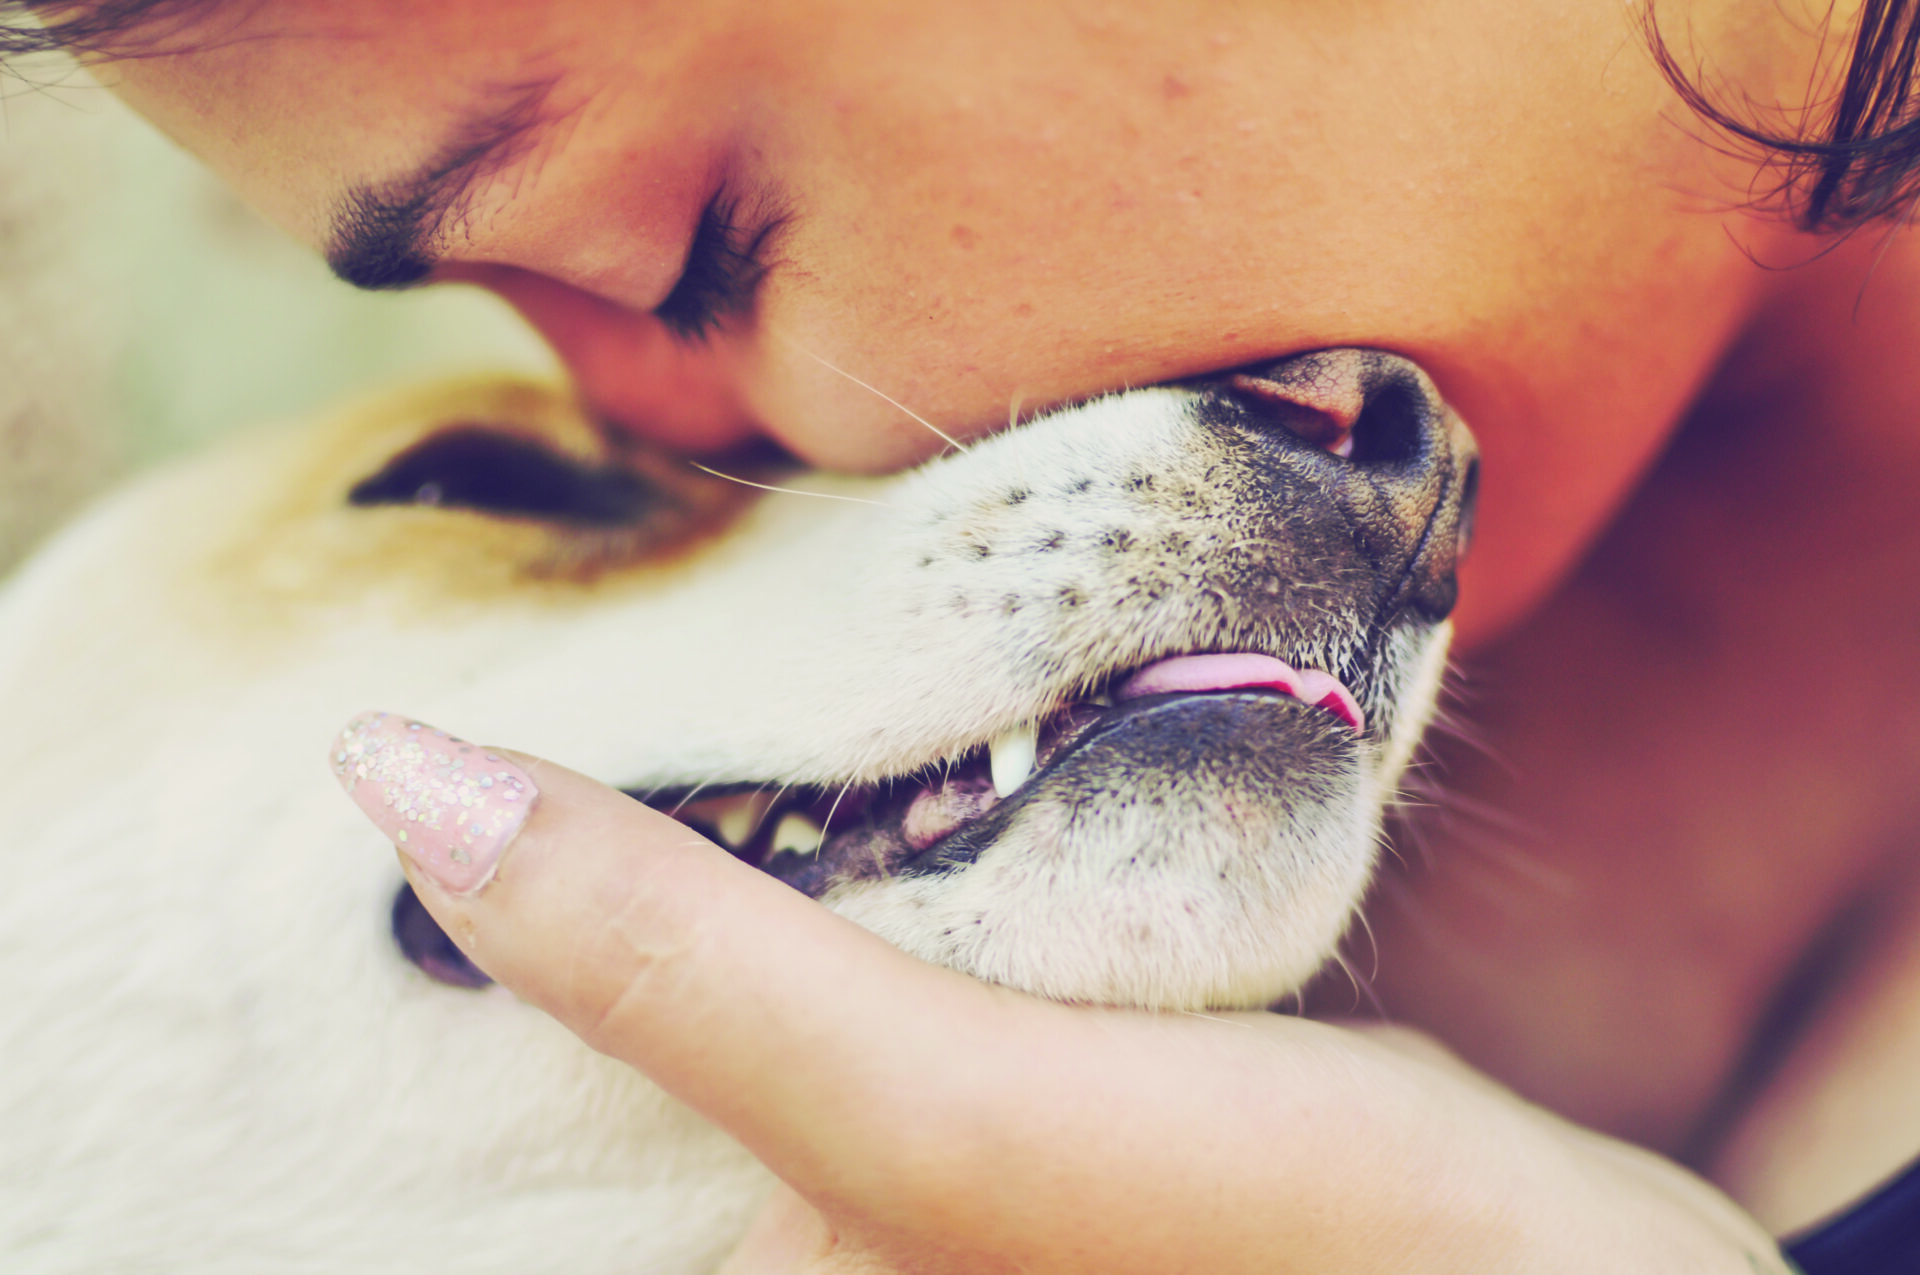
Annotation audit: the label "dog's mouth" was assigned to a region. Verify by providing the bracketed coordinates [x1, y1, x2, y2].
[391, 651, 1370, 991]
[629, 652, 1364, 896]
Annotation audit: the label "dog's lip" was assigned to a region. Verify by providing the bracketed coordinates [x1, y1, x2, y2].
[1116, 653, 1363, 733]
[624, 651, 1363, 896]
[887, 686, 1357, 882]
[408, 676, 1354, 988]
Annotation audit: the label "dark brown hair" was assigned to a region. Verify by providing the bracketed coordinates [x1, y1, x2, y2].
[8, 1, 1920, 234]
[0, 1, 207, 57]
[1645, 1, 1920, 231]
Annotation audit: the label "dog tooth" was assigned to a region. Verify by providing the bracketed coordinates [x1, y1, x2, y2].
[771, 813, 824, 857]
[989, 724, 1038, 797]
[714, 792, 775, 848]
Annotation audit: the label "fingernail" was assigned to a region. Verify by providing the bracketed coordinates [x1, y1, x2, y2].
[330, 711, 535, 895]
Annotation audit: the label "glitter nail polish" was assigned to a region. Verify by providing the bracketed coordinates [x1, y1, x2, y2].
[331, 711, 535, 895]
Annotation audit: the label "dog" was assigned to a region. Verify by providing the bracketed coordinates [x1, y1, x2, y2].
[0, 349, 1475, 1272]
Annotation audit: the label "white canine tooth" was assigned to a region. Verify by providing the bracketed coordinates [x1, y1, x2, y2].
[770, 813, 824, 858]
[989, 724, 1038, 798]
[715, 792, 774, 847]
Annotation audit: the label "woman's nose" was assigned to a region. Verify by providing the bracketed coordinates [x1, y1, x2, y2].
[441, 263, 764, 453]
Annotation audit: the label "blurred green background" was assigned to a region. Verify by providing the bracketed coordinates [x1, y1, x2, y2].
[0, 64, 560, 575]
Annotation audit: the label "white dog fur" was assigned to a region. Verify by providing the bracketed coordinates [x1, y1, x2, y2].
[0, 364, 1472, 1272]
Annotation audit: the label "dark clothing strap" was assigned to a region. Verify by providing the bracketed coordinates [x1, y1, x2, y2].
[1783, 1154, 1920, 1273]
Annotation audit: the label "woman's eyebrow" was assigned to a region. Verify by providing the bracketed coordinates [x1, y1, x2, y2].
[325, 77, 560, 291]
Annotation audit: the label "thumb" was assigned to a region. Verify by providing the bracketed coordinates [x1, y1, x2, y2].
[329, 710, 1033, 1216]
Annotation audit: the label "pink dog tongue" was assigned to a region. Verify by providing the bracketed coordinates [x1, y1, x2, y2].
[1115, 653, 1364, 732]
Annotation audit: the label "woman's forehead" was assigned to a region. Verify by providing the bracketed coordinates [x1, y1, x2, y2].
[102, 0, 1679, 249]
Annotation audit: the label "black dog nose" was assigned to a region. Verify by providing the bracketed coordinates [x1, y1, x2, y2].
[1205, 349, 1479, 623]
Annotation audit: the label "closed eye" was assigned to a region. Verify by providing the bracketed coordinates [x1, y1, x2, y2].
[654, 187, 790, 342]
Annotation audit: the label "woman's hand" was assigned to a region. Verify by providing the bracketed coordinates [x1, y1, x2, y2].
[338, 716, 1790, 1274]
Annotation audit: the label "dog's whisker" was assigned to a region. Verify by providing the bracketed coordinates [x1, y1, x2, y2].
[1380, 811, 1429, 873]
[688, 462, 889, 507]
[1390, 781, 1580, 911]
[1175, 1009, 1258, 1031]
[816, 777, 857, 854]
[1390, 765, 1574, 906]
[1437, 851, 1580, 921]
[1008, 390, 1049, 498]
[757, 780, 803, 826]
[1419, 785, 1542, 845]
[1330, 951, 1390, 1021]
[664, 780, 717, 817]
[1449, 833, 1578, 900]
[1366, 874, 1515, 983]
[1349, 902, 1382, 984]
[772, 330, 971, 454]
[1422, 711, 1504, 775]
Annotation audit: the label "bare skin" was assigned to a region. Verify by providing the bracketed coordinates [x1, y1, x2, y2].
[1370, 226, 1920, 1235]
[64, 0, 1920, 1263]
[103, 0, 1818, 643]
[390, 757, 1789, 1273]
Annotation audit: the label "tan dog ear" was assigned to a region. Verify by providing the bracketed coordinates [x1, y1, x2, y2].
[349, 427, 662, 527]
[212, 376, 762, 614]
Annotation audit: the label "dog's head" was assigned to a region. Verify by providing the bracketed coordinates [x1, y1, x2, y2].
[355, 349, 1477, 1010]
[1, 347, 1475, 1267]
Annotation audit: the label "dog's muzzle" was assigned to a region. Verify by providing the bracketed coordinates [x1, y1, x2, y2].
[392, 348, 1478, 1004]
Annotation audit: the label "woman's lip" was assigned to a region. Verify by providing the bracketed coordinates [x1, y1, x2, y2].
[1116, 652, 1363, 733]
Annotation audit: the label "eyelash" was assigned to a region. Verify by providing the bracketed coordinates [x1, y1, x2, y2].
[653, 189, 787, 342]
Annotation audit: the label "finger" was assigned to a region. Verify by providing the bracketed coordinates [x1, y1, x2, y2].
[328, 711, 1523, 1274]
[1332, 1020, 1476, 1074]
[329, 710, 1048, 1213]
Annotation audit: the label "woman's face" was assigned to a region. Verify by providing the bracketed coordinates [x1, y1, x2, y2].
[100, 0, 1810, 641]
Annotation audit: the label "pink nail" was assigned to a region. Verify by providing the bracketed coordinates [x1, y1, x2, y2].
[330, 711, 535, 895]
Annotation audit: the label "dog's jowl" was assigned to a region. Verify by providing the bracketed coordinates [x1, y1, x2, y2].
[0, 351, 1475, 1272]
